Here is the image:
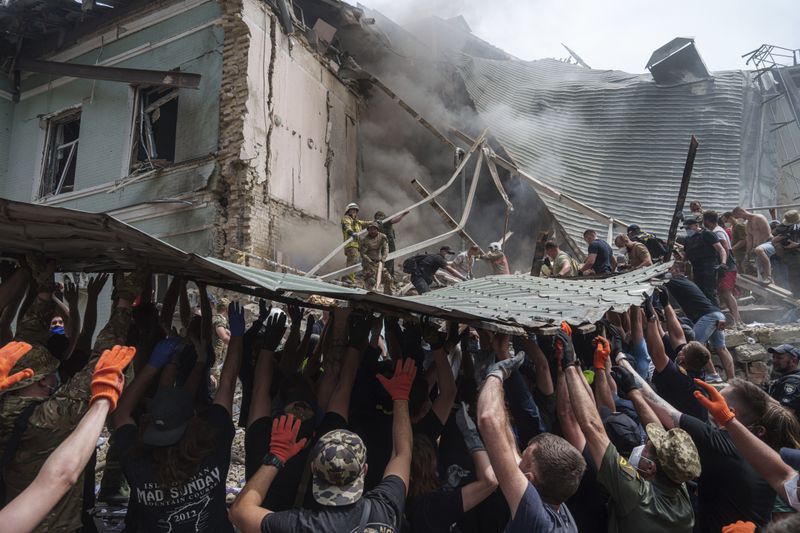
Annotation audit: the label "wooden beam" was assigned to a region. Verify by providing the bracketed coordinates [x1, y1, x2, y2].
[737, 273, 800, 307]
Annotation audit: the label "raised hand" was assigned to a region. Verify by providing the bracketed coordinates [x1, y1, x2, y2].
[456, 402, 485, 453]
[269, 414, 308, 463]
[610, 365, 641, 396]
[555, 322, 576, 369]
[0, 341, 33, 391]
[693, 378, 735, 426]
[90, 345, 137, 410]
[257, 298, 271, 323]
[377, 357, 417, 401]
[261, 312, 288, 351]
[592, 336, 611, 370]
[228, 301, 246, 337]
[347, 312, 371, 348]
[485, 350, 525, 381]
[147, 337, 182, 369]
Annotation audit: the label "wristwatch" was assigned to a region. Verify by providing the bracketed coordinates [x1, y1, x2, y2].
[262, 453, 285, 470]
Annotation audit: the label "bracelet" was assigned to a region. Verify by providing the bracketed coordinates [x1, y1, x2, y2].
[263, 453, 285, 470]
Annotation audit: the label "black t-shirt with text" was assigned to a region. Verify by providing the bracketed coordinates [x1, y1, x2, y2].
[116, 404, 236, 533]
[665, 276, 720, 323]
[679, 414, 775, 531]
[587, 239, 613, 273]
[261, 475, 407, 533]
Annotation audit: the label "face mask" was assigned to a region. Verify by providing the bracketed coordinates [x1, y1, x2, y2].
[785, 473, 800, 511]
[686, 229, 697, 237]
[628, 445, 645, 469]
[664, 272, 673, 279]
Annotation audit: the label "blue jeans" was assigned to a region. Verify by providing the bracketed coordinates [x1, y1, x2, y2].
[630, 338, 653, 381]
[693, 311, 726, 349]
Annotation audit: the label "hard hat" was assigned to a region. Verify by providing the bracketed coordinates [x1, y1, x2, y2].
[489, 242, 502, 252]
[345, 203, 359, 212]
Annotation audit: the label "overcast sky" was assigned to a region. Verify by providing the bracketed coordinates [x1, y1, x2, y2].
[358, 0, 799, 73]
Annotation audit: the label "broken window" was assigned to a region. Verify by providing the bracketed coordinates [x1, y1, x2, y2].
[39, 109, 81, 198]
[131, 86, 179, 171]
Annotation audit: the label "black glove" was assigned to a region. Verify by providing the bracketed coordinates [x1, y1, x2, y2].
[604, 321, 623, 357]
[485, 351, 525, 381]
[554, 330, 576, 369]
[656, 286, 671, 309]
[261, 312, 288, 351]
[643, 296, 656, 322]
[347, 313, 371, 348]
[456, 402, 485, 454]
[445, 322, 468, 350]
[257, 299, 271, 322]
[610, 365, 642, 396]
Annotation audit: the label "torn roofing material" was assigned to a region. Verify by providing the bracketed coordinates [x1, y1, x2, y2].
[457, 55, 761, 249]
[404, 263, 669, 326]
[0, 198, 668, 328]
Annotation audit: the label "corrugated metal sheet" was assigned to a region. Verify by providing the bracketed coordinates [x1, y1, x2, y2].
[0, 198, 668, 329]
[457, 56, 755, 251]
[405, 263, 668, 326]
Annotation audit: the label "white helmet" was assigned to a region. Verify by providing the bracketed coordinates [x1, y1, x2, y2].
[489, 242, 502, 252]
[345, 202, 359, 212]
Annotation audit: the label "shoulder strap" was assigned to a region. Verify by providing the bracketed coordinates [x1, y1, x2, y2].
[0, 401, 38, 505]
[358, 498, 372, 533]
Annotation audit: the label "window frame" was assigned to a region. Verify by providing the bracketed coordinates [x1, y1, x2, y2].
[37, 106, 82, 199]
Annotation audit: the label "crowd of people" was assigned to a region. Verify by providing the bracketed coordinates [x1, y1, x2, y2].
[0, 234, 799, 533]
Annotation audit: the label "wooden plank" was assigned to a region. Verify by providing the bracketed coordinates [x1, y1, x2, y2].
[737, 273, 800, 307]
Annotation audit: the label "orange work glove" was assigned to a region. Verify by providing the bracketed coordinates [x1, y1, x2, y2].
[377, 358, 418, 401]
[90, 345, 136, 411]
[560, 321, 572, 336]
[693, 378, 735, 426]
[0, 341, 33, 392]
[721, 521, 756, 533]
[592, 336, 611, 370]
[269, 414, 308, 463]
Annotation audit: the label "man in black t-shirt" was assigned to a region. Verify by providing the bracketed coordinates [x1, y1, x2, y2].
[771, 210, 800, 296]
[579, 229, 615, 275]
[408, 246, 467, 294]
[682, 218, 726, 305]
[230, 358, 417, 533]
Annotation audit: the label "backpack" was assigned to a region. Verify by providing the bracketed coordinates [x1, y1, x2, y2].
[634, 232, 668, 259]
[402, 254, 427, 275]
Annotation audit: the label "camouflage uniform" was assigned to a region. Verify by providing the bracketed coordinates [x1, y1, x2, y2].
[0, 303, 131, 532]
[359, 232, 392, 294]
[341, 214, 369, 284]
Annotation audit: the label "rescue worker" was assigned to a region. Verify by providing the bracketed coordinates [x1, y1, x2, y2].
[767, 344, 800, 415]
[479, 242, 510, 275]
[359, 222, 392, 294]
[340, 203, 370, 284]
[614, 234, 653, 270]
[373, 210, 408, 275]
[543, 241, 578, 277]
[771, 210, 800, 296]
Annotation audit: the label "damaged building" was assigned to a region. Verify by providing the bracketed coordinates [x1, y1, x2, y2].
[0, 0, 798, 278]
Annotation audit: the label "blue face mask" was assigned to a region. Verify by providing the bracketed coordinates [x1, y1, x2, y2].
[50, 326, 65, 336]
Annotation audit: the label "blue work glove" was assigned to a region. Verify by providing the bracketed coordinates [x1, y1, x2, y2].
[228, 301, 246, 337]
[148, 337, 182, 369]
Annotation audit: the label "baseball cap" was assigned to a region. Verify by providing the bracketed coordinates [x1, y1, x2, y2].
[311, 429, 367, 506]
[627, 224, 640, 233]
[142, 388, 194, 447]
[768, 344, 800, 358]
[603, 411, 642, 457]
[367, 221, 379, 229]
[440, 246, 455, 254]
[645, 423, 701, 484]
[683, 218, 699, 228]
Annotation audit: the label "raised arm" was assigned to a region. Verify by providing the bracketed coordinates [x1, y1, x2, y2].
[214, 301, 244, 414]
[592, 337, 615, 413]
[657, 286, 686, 349]
[694, 379, 798, 505]
[456, 402, 499, 511]
[247, 313, 286, 427]
[616, 355, 683, 429]
[159, 276, 182, 332]
[643, 296, 670, 372]
[429, 325, 458, 423]
[230, 414, 308, 532]
[519, 333, 554, 396]
[326, 313, 371, 421]
[76, 274, 108, 354]
[477, 352, 528, 517]
[557, 369, 586, 453]
[610, 365, 660, 427]
[378, 358, 417, 492]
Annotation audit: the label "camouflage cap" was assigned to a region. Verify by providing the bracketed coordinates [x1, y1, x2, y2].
[1, 343, 60, 394]
[645, 423, 701, 484]
[311, 429, 366, 506]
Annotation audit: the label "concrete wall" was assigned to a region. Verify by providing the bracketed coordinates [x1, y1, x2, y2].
[0, 0, 224, 255]
[229, 0, 360, 270]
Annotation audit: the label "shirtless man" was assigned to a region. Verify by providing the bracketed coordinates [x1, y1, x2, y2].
[732, 207, 773, 283]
